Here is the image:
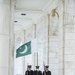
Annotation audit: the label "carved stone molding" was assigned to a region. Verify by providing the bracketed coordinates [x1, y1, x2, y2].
[51, 9, 59, 18]
[50, 9, 59, 36]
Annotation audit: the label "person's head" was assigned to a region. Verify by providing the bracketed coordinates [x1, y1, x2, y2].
[28, 65, 32, 70]
[35, 66, 39, 70]
[45, 65, 49, 70]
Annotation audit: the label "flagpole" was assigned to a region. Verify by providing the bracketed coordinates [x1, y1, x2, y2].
[34, 24, 36, 68]
[34, 53, 35, 69]
[47, 14, 50, 65]
[37, 52, 38, 66]
[23, 30, 26, 74]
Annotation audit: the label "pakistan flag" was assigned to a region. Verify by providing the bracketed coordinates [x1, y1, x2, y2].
[16, 41, 31, 58]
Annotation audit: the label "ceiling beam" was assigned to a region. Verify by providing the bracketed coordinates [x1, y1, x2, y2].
[14, 17, 33, 20]
[15, 9, 43, 13]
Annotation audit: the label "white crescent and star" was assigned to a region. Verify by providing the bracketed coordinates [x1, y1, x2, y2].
[19, 45, 27, 54]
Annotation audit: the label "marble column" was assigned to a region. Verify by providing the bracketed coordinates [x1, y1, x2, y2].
[0, 0, 13, 75]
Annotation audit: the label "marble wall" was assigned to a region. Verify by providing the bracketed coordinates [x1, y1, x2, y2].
[0, 0, 14, 75]
[14, 0, 75, 75]
[63, 0, 75, 75]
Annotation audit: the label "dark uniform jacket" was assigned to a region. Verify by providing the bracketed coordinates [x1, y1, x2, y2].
[34, 70, 42, 75]
[43, 71, 51, 75]
[25, 70, 33, 75]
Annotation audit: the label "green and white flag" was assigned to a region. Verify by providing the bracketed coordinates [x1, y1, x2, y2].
[16, 39, 37, 58]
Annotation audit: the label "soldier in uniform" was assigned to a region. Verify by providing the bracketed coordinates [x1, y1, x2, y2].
[43, 66, 51, 75]
[25, 65, 33, 75]
[34, 66, 42, 75]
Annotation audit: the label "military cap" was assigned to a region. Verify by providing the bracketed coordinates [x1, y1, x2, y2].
[36, 66, 39, 68]
[28, 65, 32, 68]
[45, 65, 49, 68]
